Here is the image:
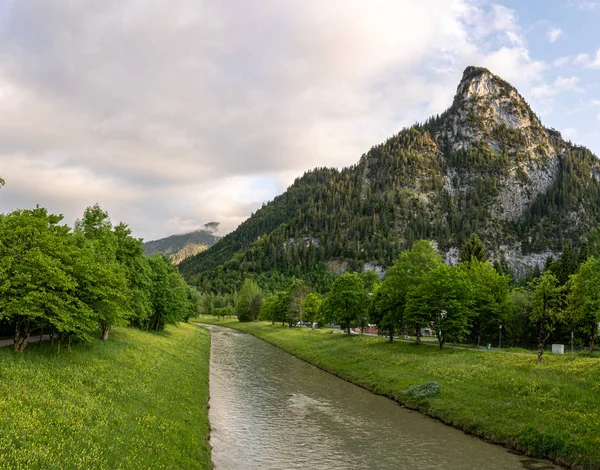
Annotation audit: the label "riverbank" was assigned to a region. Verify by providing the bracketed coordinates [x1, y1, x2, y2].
[193, 316, 599, 469]
[0, 323, 211, 469]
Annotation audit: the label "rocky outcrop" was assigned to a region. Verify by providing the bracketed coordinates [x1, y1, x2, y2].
[492, 156, 560, 221]
[438, 66, 551, 158]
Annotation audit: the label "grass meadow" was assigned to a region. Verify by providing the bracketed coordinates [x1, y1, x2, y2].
[0, 323, 211, 469]
[194, 316, 600, 469]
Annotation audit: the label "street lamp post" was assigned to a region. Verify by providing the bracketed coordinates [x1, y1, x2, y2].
[438, 310, 447, 349]
[499, 324, 503, 349]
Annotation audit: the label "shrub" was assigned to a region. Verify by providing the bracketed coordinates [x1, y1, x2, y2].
[404, 381, 441, 398]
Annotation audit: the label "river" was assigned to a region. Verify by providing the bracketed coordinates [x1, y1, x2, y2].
[205, 325, 555, 470]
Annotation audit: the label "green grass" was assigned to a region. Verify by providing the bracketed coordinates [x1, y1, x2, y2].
[193, 316, 600, 469]
[0, 323, 211, 469]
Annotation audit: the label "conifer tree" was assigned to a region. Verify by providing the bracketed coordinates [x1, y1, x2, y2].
[459, 233, 487, 264]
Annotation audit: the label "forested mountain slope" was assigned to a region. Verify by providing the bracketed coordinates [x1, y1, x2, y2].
[180, 66, 600, 293]
[143, 229, 220, 264]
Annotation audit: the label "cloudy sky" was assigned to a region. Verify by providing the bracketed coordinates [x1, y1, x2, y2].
[0, 0, 598, 241]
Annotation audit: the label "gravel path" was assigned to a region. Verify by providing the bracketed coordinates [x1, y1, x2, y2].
[0, 335, 51, 348]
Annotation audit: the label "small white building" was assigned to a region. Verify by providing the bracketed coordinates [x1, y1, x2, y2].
[421, 327, 433, 337]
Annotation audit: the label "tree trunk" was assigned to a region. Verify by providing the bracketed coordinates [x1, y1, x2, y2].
[388, 326, 393, 342]
[415, 327, 421, 345]
[346, 322, 351, 335]
[537, 321, 546, 364]
[13, 319, 31, 353]
[590, 332, 595, 354]
[102, 327, 110, 341]
[15, 334, 29, 352]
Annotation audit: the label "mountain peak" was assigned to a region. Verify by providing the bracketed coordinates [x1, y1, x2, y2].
[436, 66, 548, 155]
[460, 65, 493, 82]
[456, 66, 514, 103]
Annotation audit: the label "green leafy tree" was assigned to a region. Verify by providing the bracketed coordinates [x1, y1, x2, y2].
[459, 233, 487, 264]
[505, 287, 533, 346]
[367, 284, 395, 341]
[72, 238, 129, 341]
[0, 208, 95, 351]
[113, 223, 153, 329]
[147, 255, 190, 331]
[461, 260, 510, 346]
[577, 242, 589, 266]
[375, 241, 443, 342]
[74, 205, 129, 340]
[586, 226, 600, 258]
[405, 264, 473, 349]
[360, 270, 380, 293]
[568, 257, 600, 353]
[287, 279, 309, 326]
[215, 305, 235, 319]
[302, 292, 322, 326]
[236, 278, 263, 322]
[530, 271, 563, 363]
[554, 242, 578, 286]
[322, 272, 366, 334]
[259, 294, 279, 324]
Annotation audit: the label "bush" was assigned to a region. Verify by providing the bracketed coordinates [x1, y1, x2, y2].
[404, 381, 440, 398]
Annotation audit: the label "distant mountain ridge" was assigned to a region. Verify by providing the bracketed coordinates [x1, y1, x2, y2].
[179, 66, 600, 293]
[143, 228, 220, 265]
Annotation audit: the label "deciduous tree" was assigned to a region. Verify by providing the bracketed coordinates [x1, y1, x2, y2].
[461, 260, 509, 346]
[323, 273, 365, 334]
[405, 264, 473, 349]
[530, 271, 563, 363]
[236, 278, 263, 322]
[376, 240, 442, 342]
[568, 257, 600, 353]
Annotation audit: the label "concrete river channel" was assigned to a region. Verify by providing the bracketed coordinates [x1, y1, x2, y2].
[204, 324, 557, 470]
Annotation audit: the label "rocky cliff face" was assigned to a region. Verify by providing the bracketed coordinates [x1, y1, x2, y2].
[439, 67, 551, 154]
[361, 66, 599, 274]
[440, 68, 565, 224]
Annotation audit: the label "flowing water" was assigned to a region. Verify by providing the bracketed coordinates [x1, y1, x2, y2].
[205, 325, 555, 470]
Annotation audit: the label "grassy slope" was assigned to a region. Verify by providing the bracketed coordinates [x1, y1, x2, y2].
[194, 316, 600, 470]
[0, 323, 211, 470]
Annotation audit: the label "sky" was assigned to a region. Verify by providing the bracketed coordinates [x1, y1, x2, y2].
[0, 0, 598, 241]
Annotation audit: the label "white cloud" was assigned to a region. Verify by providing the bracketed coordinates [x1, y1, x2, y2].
[589, 49, 600, 68]
[576, 1, 597, 10]
[564, 0, 597, 9]
[553, 56, 571, 67]
[0, 0, 556, 239]
[531, 76, 584, 98]
[574, 53, 590, 65]
[573, 49, 600, 68]
[546, 26, 562, 43]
